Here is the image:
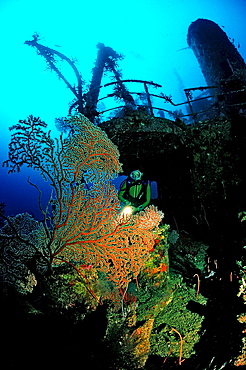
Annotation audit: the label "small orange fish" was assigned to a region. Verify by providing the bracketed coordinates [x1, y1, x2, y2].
[161, 264, 168, 272]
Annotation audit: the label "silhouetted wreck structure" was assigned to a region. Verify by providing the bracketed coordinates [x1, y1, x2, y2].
[187, 19, 246, 115]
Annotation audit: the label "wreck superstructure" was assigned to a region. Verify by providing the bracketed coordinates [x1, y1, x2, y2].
[187, 19, 246, 113]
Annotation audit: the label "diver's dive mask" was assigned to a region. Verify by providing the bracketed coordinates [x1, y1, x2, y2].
[130, 170, 143, 181]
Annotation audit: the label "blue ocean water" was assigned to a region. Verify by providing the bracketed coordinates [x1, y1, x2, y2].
[0, 0, 245, 218]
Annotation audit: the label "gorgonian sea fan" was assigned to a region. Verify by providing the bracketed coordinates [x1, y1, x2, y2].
[57, 205, 164, 288]
[3, 113, 163, 290]
[63, 114, 122, 183]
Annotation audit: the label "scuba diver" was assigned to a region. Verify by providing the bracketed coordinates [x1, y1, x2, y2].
[118, 170, 151, 215]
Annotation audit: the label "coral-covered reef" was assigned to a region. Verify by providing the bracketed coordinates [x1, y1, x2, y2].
[0, 113, 209, 369]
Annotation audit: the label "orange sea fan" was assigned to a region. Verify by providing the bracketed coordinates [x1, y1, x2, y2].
[5, 113, 163, 294]
[55, 203, 164, 289]
[63, 114, 122, 182]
